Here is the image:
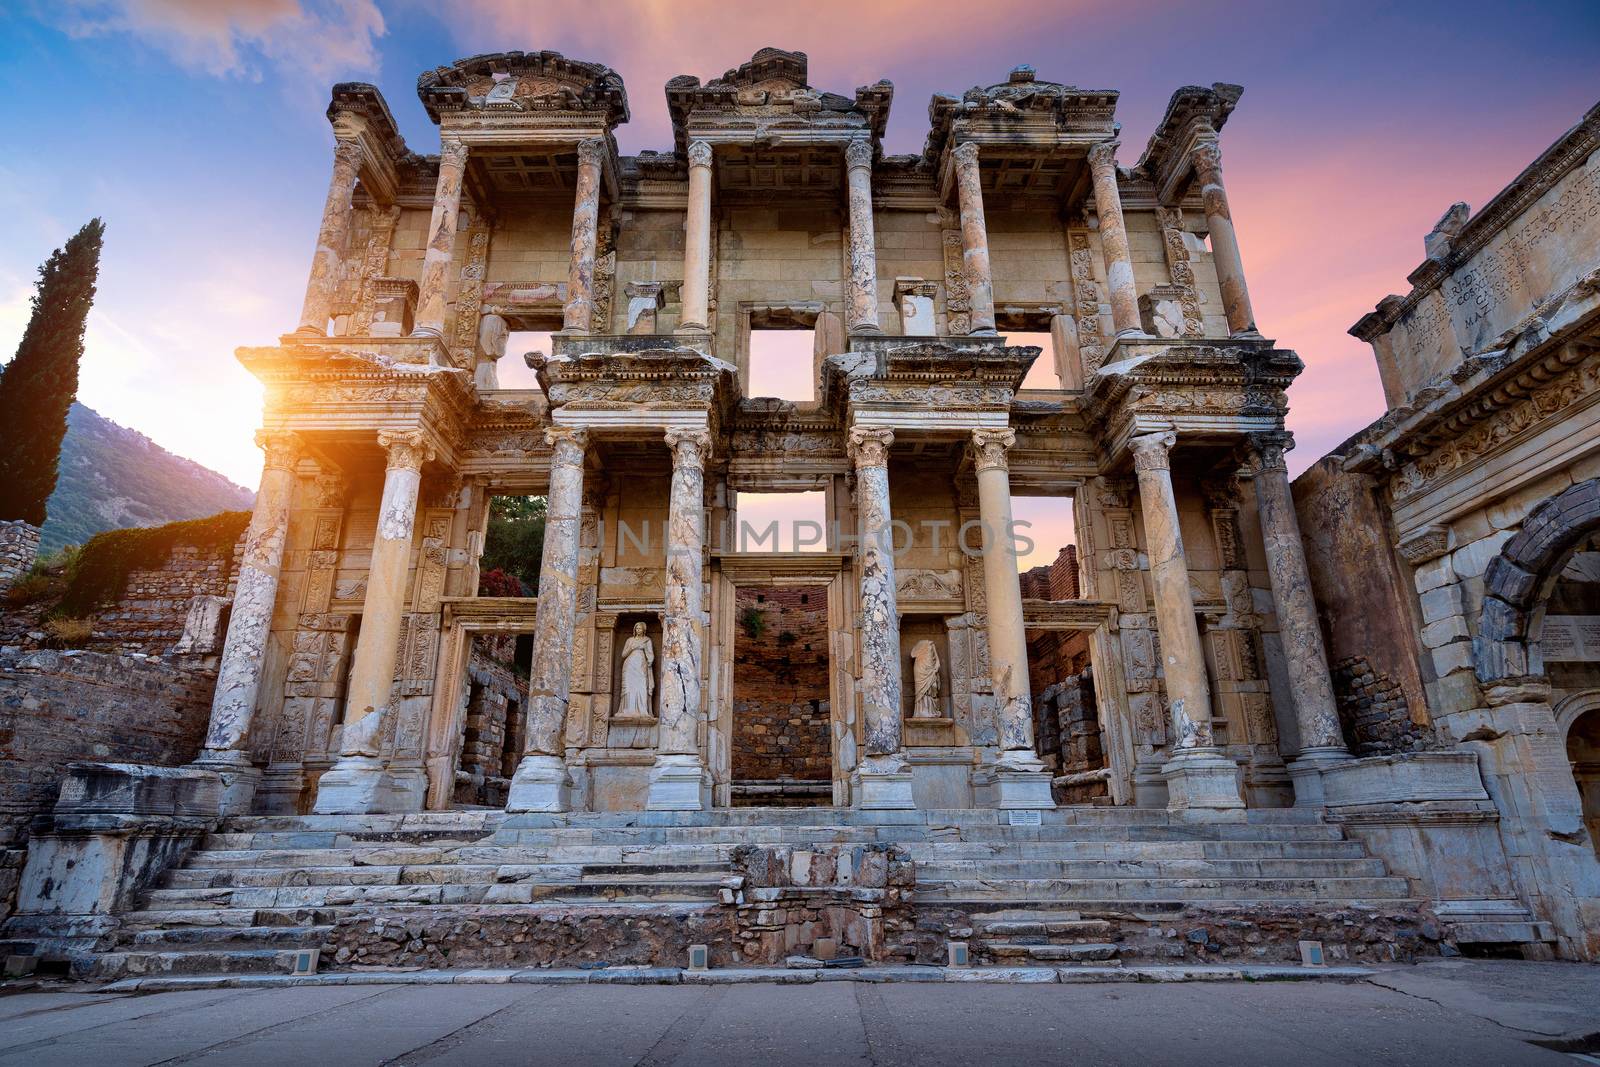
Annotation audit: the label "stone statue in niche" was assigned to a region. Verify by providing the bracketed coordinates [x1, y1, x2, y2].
[910, 639, 943, 719]
[617, 622, 656, 719]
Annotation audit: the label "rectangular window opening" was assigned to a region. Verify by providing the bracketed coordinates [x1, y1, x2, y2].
[733, 491, 828, 553]
[479, 494, 547, 597]
[1009, 330, 1060, 391]
[495, 331, 551, 390]
[747, 328, 817, 401]
[1011, 495, 1077, 587]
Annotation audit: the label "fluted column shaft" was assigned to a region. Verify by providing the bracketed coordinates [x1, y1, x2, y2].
[850, 428, 904, 761]
[338, 430, 434, 757]
[523, 428, 588, 758]
[844, 140, 881, 333]
[658, 430, 709, 756]
[562, 138, 605, 333]
[678, 141, 714, 332]
[297, 139, 363, 335]
[951, 142, 996, 334]
[1247, 434, 1348, 754]
[198, 431, 301, 760]
[970, 429, 1036, 758]
[1191, 141, 1256, 335]
[1088, 140, 1141, 337]
[412, 137, 469, 338]
[1129, 431, 1215, 750]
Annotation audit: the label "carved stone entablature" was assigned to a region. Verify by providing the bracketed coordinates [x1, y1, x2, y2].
[822, 338, 1040, 418]
[480, 280, 566, 318]
[926, 66, 1118, 163]
[1084, 337, 1301, 457]
[325, 82, 412, 204]
[897, 568, 964, 610]
[1132, 82, 1243, 205]
[532, 338, 738, 417]
[1021, 599, 1118, 631]
[665, 48, 892, 158]
[1397, 525, 1452, 565]
[417, 51, 629, 127]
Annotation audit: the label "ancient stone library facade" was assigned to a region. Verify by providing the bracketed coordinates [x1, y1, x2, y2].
[3, 51, 1597, 975]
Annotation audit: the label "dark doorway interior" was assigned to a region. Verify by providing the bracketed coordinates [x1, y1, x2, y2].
[731, 584, 831, 806]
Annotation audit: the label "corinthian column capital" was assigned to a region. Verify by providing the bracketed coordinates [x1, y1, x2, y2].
[376, 428, 434, 471]
[845, 140, 874, 172]
[969, 428, 1017, 473]
[1244, 431, 1293, 475]
[1129, 430, 1177, 473]
[847, 427, 894, 469]
[1087, 138, 1120, 172]
[665, 428, 712, 469]
[255, 430, 303, 473]
[576, 137, 606, 169]
[951, 141, 980, 170]
[1190, 140, 1223, 183]
[687, 140, 713, 170]
[544, 426, 590, 467]
[439, 136, 469, 169]
[331, 137, 365, 173]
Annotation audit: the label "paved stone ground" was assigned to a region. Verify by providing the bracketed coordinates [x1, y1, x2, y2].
[1, 960, 1597, 1065]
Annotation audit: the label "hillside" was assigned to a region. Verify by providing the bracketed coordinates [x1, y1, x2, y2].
[38, 403, 254, 552]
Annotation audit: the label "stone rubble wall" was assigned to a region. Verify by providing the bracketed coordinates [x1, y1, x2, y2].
[730, 586, 831, 783]
[91, 538, 244, 655]
[731, 843, 917, 964]
[0, 649, 213, 918]
[0, 521, 40, 595]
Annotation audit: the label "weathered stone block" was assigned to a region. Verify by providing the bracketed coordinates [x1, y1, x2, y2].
[1418, 584, 1465, 625]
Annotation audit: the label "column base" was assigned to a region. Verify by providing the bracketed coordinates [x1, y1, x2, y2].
[506, 754, 572, 813]
[381, 762, 429, 813]
[1286, 747, 1355, 808]
[190, 749, 262, 817]
[646, 754, 712, 811]
[853, 756, 915, 810]
[1162, 750, 1244, 814]
[993, 750, 1055, 810]
[312, 755, 406, 815]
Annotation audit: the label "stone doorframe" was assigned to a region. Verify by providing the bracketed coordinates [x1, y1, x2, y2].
[710, 552, 853, 808]
[422, 596, 540, 809]
[1019, 599, 1130, 803]
[1476, 477, 1600, 685]
[1556, 689, 1600, 744]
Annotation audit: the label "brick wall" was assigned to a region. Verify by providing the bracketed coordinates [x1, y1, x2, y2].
[1020, 544, 1079, 601]
[731, 586, 831, 782]
[93, 536, 244, 653]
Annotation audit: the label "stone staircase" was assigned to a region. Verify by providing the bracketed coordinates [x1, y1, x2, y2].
[62, 807, 1442, 979]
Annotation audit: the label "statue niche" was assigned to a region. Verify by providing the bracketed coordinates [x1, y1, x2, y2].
[909, 638, 945, 719]
[614, 620, 657, 723]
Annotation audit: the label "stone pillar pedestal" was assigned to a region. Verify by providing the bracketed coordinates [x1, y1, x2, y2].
[951, 142, 996, 335]
[412, 137, 468, 341]
[843, 140, 881, 334]
[849, 427, 914, 809]
[1246, 433, 1351, 805]
[1129, 430, 1242, 812]
[1087, 140, 1142, 338]
[562, 138, 605, 333]
[314, 430, 433, 815]
[648, 429, 712, 811]
[971, 429, 1053, 809]
[506, 428, 588, 813]
[296, 134, 363, 335]
[1191, 141, 1257, 335]
[676, 141, 713, 333]
[192, 431, 301, 816]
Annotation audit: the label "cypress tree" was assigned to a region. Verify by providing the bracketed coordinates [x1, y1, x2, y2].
[0, 218, 105, 526]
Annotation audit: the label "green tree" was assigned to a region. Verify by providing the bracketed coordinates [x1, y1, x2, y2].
[479, 494, 546, 595]
[0, 219, 105, 526]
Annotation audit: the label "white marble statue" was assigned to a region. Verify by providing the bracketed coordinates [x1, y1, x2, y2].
[910, 639, 943, 719]
[617, 621, 656, 719]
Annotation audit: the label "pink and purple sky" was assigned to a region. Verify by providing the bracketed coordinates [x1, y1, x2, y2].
[1, 1, 1596, 505]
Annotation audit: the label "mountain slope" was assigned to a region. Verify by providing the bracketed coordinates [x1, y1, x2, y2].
[38, 403, 255, 552]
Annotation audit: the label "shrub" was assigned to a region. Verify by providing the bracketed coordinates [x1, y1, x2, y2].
[43, 616, 93, 647]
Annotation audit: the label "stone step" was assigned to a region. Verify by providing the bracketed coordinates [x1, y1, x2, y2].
[122, 924, 334, 948]
[916, 858, 1389, 880]
[973, 919, 1116, 940]
[182, 844, 740, 869]
[901, 840, 1371, 860]
[986, 942, 1121, 962]
[916, 876, 1414, 903]
[164, 861, 734, 890]
[78, 948, 304, 980]
[140, 875, 736, 911]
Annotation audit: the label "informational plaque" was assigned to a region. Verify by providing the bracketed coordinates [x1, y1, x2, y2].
[1541, 616, 1600, 661]
[1007, 810, 1043, 826]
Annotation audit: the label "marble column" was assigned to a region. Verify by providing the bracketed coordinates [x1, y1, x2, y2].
[191, 430, 301, 814]
[297, 138, 363, 335]
[1128, 430, 1242, 811]
[562, 138, 605, 333]
[412, 136, 469, 340]
[951, 142, 997, 335]
[1087, 140, 1142, 338]
[849, 427, 913, 808]
[677, 140, 714, 333]
[843, 140, 882, 334]
[315, 429, 434, 814]
[970, 429, 1054, 808]
[506, 427, 588, 812]
[1191, 141, 1257, 335]
[1246, 433, 1350, 804]
[648, 429, 714, 810]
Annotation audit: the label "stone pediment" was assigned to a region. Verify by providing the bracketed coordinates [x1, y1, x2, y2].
[418, 51, 629, 126]
[925, 66, 1118, 161]
[532, 338, 737, 414]
[1133, 83, 1243, 204]
[666, 48, 892, 155]
[822, 338, 1040, 415]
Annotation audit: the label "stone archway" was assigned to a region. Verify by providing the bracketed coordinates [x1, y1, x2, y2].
[1556, 691, 1600, 858]
[1476, 478, 1600, 684]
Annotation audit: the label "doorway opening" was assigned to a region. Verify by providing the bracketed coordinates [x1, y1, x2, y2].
[453, 630, 533, 808]
[730, 583, 832, 806]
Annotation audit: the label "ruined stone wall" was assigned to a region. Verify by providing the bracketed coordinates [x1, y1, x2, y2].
[731, 586, 830, 782]
[455, 633, 527, 807]
[93, 539, 243, 653]
[1292, 455, 1431, 754]
[0, 649, 212, 916]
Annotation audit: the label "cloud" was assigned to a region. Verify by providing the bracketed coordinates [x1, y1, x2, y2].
[50, 0, 385, 82]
